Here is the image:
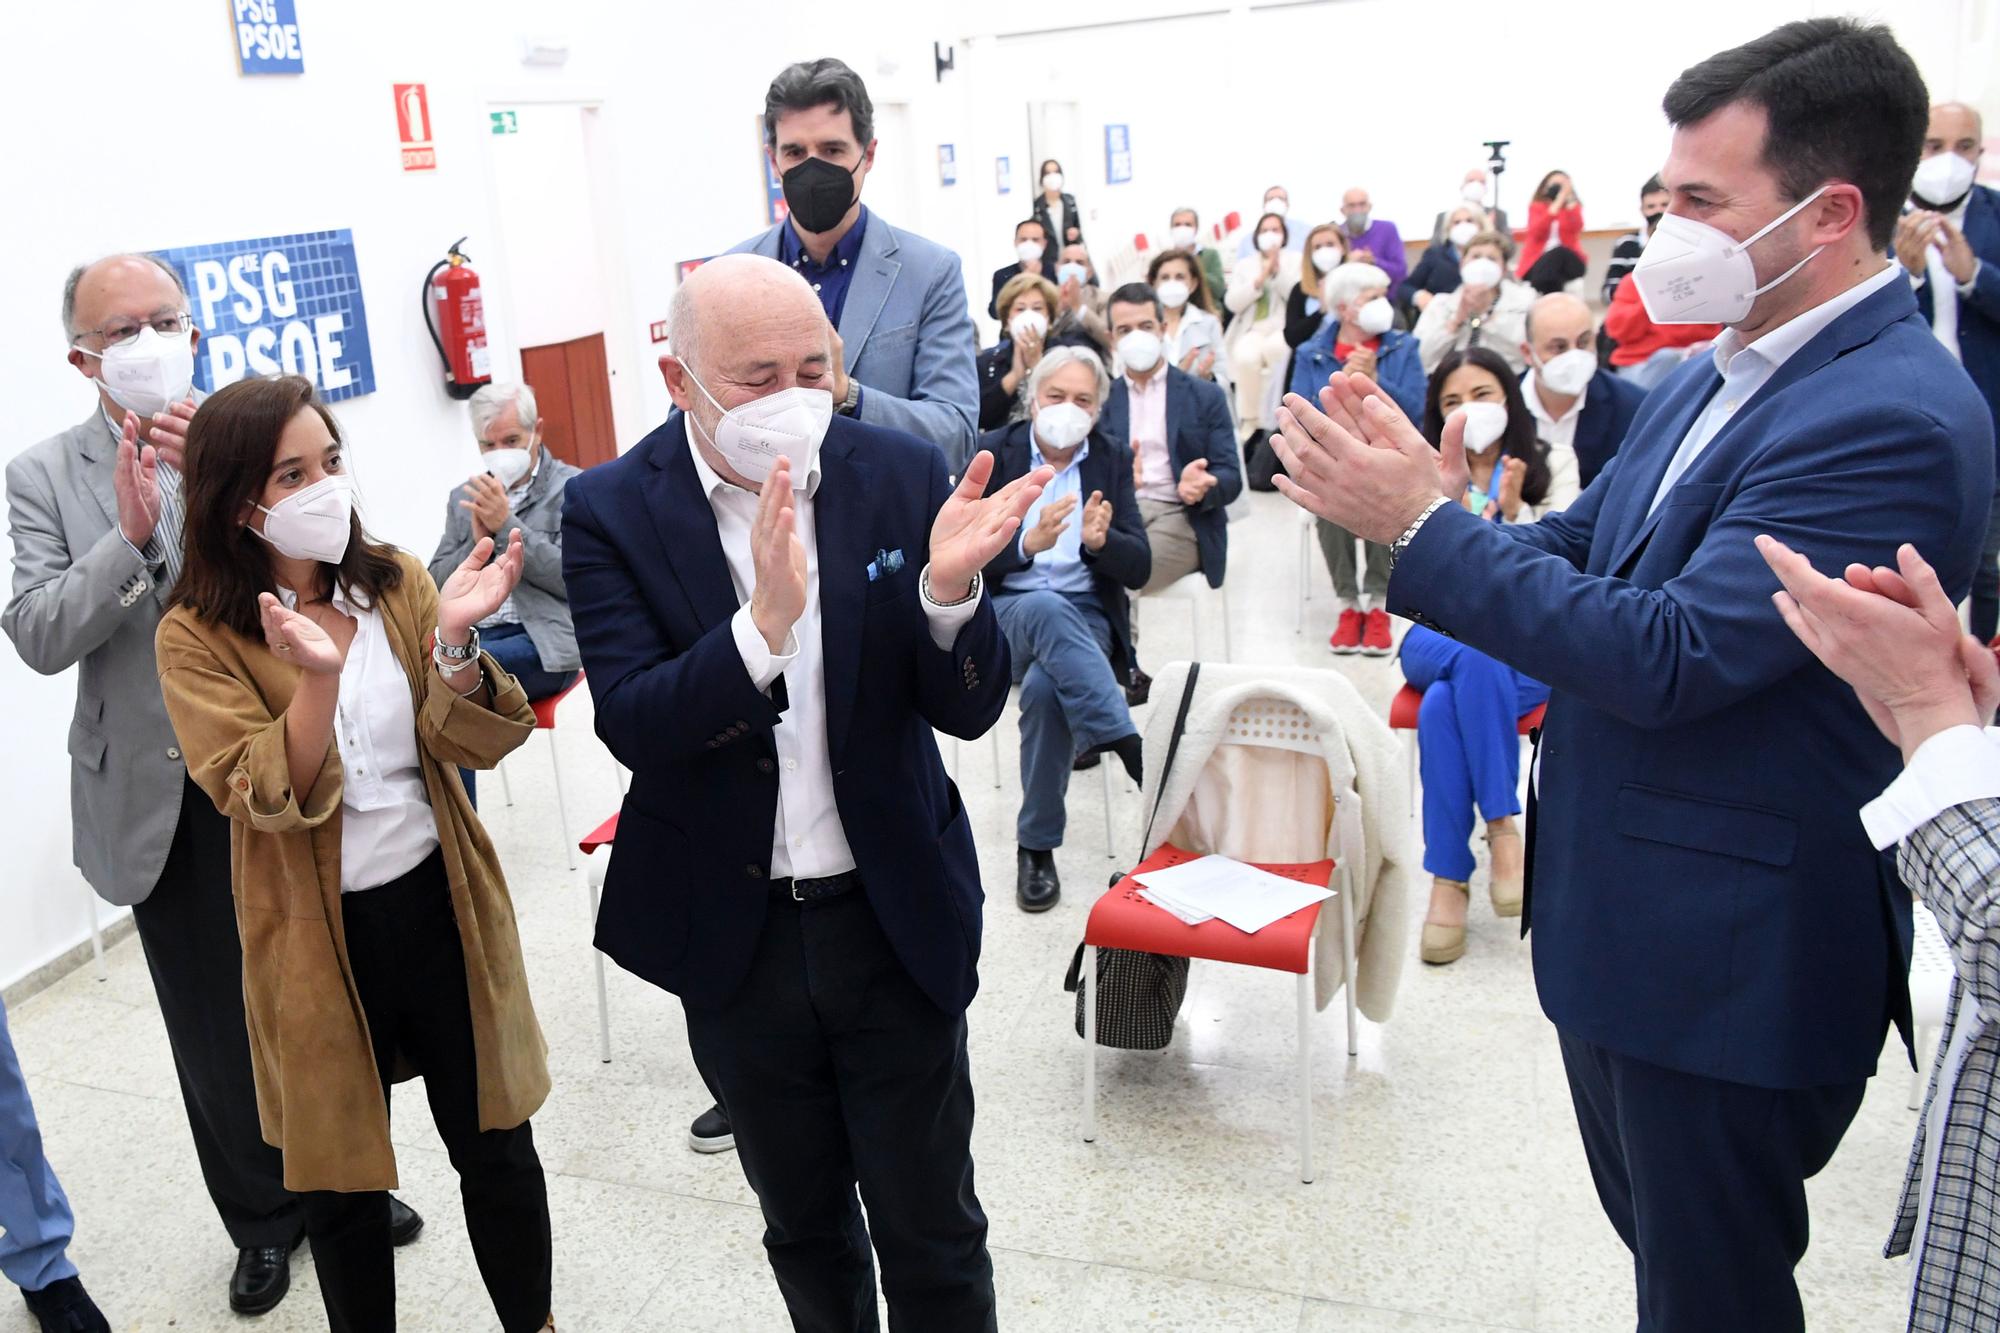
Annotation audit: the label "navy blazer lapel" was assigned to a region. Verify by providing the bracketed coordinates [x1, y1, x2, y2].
[837, 222, 900, 370]
[813, 426, 872, 762]
[1601, 367, 1722, 573]
[642, 418, 742, 635]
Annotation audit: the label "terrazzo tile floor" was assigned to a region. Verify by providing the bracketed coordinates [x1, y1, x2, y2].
[4, 491, 1923, 1331]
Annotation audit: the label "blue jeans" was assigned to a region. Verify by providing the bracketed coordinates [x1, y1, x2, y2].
[0, 996, 77, 1294]
[993, 589, 1135, 851]
[1400, 627, 1550, 882]
[460, 623, 579, 808]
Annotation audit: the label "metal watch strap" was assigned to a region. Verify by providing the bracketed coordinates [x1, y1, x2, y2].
[923, 568, 980, 607]
[435, 625, 480, 661]
[1389, 497, 1452, 573]
[839, 376, 861, 416]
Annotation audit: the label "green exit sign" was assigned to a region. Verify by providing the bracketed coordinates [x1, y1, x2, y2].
[490, 110, 518, 135]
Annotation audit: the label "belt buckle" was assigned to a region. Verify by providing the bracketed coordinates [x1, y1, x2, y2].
[791, 882, 807, 903]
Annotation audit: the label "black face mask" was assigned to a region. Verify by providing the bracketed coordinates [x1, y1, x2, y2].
[782, 155, 862, 234]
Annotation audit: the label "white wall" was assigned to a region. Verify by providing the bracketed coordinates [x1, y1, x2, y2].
[3, 0, 1996, 985]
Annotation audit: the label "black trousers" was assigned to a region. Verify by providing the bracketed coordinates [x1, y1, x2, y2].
[1557, 1030, 1867, 1332]
[685, 889, 996, 1333]
[302, 851, 551, 1333]
[128, 777, 298, 1249]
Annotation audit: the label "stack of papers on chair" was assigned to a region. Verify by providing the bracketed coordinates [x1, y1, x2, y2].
[1131, 855, 1334, 934]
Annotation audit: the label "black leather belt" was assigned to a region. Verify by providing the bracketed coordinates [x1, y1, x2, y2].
[770, 870, 861, 905]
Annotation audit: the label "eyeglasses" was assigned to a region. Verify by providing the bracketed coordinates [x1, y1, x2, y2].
[72, 311, 193, 348]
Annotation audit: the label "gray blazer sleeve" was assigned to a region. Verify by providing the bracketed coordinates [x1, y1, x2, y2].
[427, 486, 476, 588]
[857, 258, 979, 472]
[3, 451, 153, 676]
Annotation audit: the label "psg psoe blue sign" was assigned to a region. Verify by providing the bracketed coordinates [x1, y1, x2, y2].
[232, 0, 304, 75]
[155, 230, 378, 402]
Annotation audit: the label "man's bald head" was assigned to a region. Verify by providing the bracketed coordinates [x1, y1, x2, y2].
[1524, 292, 1595, 362]
[667, 253, 827, 373]
[1927, 102, 1984, 160]
[63, 254, 186, 341]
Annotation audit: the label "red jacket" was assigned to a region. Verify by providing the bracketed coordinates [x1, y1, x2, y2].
[1515, 198, 1583, 274]
[1603, 275, 1722, 366]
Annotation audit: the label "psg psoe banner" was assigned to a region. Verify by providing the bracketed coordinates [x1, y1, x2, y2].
[154, 230, 377, 402]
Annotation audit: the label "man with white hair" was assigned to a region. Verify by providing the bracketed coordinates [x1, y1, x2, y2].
[976, 345, 1149, 911]
[427, 381, 582, 803]
[563, 253, 1049, 1330]
[1431, 166, 1511, 244]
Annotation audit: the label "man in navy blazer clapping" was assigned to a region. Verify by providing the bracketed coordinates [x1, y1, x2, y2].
[1270, 21, 1994, 1332]
[563, 254, 1050, 1332]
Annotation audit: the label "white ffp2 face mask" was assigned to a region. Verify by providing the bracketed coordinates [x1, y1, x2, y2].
[1450, 400, 1510, 453]
[80, 325, 196, 420]
[1449, 220, 1480, 249]
[1169, 225, 1198, 249]
[1311, 246, 1343, 275]
[483, 447, 534, 488]
[685, 368, 832, 490]
[1353, 297, 1395, 336]
[1534, 348, 1598, 397]
[1460, 257, 1503, 290]
[1034, 401, 1091, 452]
[1015, 240, 1045, 264]
[1009, 309, 1049, 343]
[1911, 152, 1977, 209]
[253, 474, 356, 564]
[1255, 230, 1283, 253]
[1630, 186, 1828, 326]
[1118, 329, 1163, 374]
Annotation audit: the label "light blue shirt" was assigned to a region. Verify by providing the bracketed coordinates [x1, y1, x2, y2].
[1004, 435, 1094, 595]
[1647, 260, 1902, 515]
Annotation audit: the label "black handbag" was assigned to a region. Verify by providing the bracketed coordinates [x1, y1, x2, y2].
[1064, 664, 1201, 1050]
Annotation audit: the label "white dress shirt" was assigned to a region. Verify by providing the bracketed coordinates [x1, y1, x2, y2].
[1126, 370, 1178, 503]
[277, 581, 439, 892]
[1907, 193, 1978, 361]
[688, 438, 981, 880]
[1647, 261, 1903, 516]
[1523, 369, 1586, 456]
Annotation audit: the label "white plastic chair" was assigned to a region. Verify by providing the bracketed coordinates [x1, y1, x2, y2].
[1139, 571, 1233, 663]
[1908, 900, 1954, 1110]
[1081, 695, 1361, 1184]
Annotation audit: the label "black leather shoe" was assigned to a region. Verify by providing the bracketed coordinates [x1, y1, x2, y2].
[1017, 847, 1061, 913]
[688, 1103, 735, 1154]
[21, 1276, 109, 1333]
[389, 1194, 424, 1247]
[230, 1234, 301, 1316]
[1071, 749, 1102, 772]
[1126, 667, 1152, 707]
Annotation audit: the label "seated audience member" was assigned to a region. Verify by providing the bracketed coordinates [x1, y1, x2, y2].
[1034, 158, 1083, 265]
[1602, 175, 1669, 304]
[1286, 223, 1350, 352]
[1167, 207, 1230, 316]
[428, 382, 582, 805]
[1402, 346, 1574, 966]
[1432, 167, 1511, 241]
[1289, 262, 1424, 656]
[1406, 207, 1483, 314]
[979, 272, 1097, 432]
[157, 375, 554, 1333]
[1754, 536, 2000, 1333]
[1339, 186, 1408, 292]
[1100, 283, 1242, 697]
[1224, 212, 1301, 445]
[1237, 186, 1304, 256]
[988, 217, 1050, 319]
[1517, 169, 1587, 295]
[1602, 258, 1721, 390]
[1415, 230, 1534, 375]
[1147, 248, 1230, 393]
[981, 347, 1148, 912]
[1054, 242, 1113, 355]
[1, 994, 110, 1333]
[1518, 293, 1647, 487]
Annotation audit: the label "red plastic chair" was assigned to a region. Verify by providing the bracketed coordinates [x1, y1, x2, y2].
[576, 811, 621, 1063]
[1079, 698, 1359, 1183]
[1387, 682, 1545, 811]
[497, 672, 588, 868]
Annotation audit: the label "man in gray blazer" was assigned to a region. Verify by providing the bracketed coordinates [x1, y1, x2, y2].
[731, 57, 979, 474]
[3, 254, 421, 1318]
[427, 382, 582, 803]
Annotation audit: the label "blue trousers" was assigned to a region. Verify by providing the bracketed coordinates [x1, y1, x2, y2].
[1399, 627, 1550, 881]
[993, 589, 1135, 851]
[460, 623, 579, 808]
[0, 996, 77, 1294]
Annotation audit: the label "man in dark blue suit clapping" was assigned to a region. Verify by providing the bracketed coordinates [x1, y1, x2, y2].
[563, 254, 1051, 1332]
[1269, 20, 1994, 1332]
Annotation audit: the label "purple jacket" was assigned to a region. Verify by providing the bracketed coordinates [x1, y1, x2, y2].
[1342, 218, 1407, 290]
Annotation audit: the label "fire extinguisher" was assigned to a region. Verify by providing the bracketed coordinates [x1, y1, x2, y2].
[423, 237, 492, 401]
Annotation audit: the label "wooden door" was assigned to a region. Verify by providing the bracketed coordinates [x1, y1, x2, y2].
[520, 333, 616, 468]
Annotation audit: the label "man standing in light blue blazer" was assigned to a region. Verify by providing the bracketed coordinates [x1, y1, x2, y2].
[732, 58, 979, 474]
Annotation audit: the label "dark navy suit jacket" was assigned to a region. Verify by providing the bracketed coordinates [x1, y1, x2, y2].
[1389, 275, 1995, 1089]
[1523, 366, 1648, 488]
[561, 414, 1011, 1015]
[1916, 185, 2000, 434]
[1098, 366, 1241, 588]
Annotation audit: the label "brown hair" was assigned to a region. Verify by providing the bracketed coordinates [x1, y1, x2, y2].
[1145, 248, 1218, 315]
[1465, 228, 1516, 265]
[1296, 223, 1349, 300]
[995, 271, 1060, 329]
[168, 375, 403, 639]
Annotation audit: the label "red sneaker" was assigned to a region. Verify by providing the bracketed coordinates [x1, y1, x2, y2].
[1328, 608, 1363, 654]
[1361, 608, 1394, 657]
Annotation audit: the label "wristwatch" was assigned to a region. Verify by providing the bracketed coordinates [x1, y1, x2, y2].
[1388, 497, 1452, 573]
[434, 625, 481, 664]
[838, 376, 861, 416]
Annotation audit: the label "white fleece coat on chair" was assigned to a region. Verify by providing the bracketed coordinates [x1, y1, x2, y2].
[1131, 661, 1413, 1019]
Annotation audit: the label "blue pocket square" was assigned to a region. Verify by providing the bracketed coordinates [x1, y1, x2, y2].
[867, 548, 905, 582]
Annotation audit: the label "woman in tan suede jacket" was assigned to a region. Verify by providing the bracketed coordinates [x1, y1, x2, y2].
[154, 375, 555, 1333]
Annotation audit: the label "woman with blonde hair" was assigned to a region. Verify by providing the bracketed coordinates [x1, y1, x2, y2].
[1286, 221, 1351, 351]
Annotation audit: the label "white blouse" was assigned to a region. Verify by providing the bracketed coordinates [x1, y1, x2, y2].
[278, 581, 439, 892]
